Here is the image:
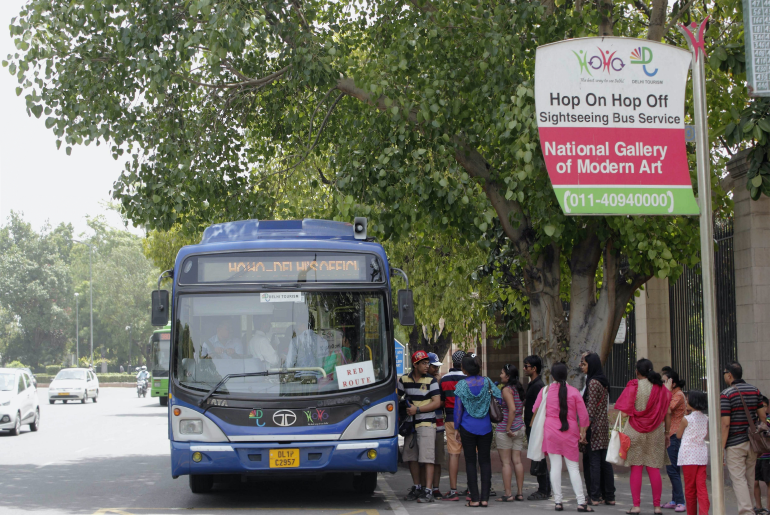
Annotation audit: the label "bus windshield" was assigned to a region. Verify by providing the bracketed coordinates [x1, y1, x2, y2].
[151, 332, 171, 377]
[173, 291, 390, 398]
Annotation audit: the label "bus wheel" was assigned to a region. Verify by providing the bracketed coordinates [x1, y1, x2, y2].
[189, 474, 214, 494]
[160, 396, 168, 407]
[352, 472, 377, 494]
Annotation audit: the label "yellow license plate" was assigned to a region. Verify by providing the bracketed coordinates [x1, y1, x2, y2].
[269, 449, 299, 468]
[57, 392, 68, 396]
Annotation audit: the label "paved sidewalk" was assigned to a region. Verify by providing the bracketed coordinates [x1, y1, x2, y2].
[382, 466, 740, 514]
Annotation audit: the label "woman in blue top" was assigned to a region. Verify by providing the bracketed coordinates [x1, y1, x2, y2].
[454, 354, 502, 507]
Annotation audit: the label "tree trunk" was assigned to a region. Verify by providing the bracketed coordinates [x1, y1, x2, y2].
[647, 0, 669, 42]
[408, 324, 453, 362]
[598, 0, 614, 36]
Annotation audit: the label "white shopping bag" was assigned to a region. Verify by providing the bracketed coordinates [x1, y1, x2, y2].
[606, 412, 626, 466]
[526, 385, 549, 462]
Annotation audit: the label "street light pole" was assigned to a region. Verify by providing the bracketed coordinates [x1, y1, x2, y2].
[70, 239, 95, 367]
[75, 293, 79, 365]
[126, 325, 132, 369]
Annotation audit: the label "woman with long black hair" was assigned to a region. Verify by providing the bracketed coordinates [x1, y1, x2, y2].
[533, 362, 592, 512]
[615, 359, 672, 514]
[579, 352, 616, 506]
[495, 364, 526, 502]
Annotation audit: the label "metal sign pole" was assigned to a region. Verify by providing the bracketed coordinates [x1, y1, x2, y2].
[679, 19, 725, 513]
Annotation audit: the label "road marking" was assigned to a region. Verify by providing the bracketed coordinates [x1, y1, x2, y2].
[378, 476, 411, 515]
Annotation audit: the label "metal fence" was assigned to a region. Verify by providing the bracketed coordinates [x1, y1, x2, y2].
[668, 219, 737, 393]
[605, 308, 637, 403]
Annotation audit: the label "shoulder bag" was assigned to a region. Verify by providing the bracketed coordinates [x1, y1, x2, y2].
[606, 412, 630, 466]
[737, 389, 770, 454]
[488, 379, 504, 424]
[526, 384, 549, 463]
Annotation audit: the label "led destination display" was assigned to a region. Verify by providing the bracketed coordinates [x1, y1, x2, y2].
[179, 252, 384, 284]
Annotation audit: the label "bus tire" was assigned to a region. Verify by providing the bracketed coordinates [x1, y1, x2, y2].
[352, 472, 377, 494]
[160, 396, 168, 407]
[189, 474, 214, 494]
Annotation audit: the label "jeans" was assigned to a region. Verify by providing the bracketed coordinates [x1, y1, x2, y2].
[460, 427, 493, 502]
[583, 446, 616, 502]
[549, 454, 585, 505]
[526, 425, 551, 494]
[665, 434, 685, 505]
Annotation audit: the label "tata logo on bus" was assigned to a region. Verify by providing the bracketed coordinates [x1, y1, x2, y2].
[273, 410, 297, 427]
[208, 398, 228, 407]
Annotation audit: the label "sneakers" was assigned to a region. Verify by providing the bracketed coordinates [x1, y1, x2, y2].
[417, 489, 435, 503]
[662, 502, 677, 509]
[432, 489, 443, 500]
[674, 505, 686, 512]
[404, 486, 421, 501]
[442, 491, 460, 501]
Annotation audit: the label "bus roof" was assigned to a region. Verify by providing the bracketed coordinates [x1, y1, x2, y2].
[200, 219, 359, 244]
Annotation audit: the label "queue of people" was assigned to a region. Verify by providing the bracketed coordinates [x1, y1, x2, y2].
[398, 349, 767, 514]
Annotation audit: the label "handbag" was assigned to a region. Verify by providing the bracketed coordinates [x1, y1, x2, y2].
[526, 384, 549, 463]
[738, 389, 770, 454]
[398, 399, 415, 437]
[606, 412, 628, 466]
[530, 457, 548, 476]
[489, 380, 504, 424]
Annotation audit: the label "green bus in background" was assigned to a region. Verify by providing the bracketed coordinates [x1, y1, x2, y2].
[150, 324, 171, 406]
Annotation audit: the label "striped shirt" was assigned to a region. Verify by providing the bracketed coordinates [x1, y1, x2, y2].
[398, 372, 440, 428]
[439, 368, 466, 420]
[495, 385, 524, 433]
[721, 380, 764, 448]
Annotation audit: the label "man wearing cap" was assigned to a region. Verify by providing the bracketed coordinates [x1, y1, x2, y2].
[439, 350, 467, 501]
[398, 350, 442, 502]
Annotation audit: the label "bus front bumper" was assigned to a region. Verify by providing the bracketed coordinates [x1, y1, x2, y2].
[170, 437, 398, 477]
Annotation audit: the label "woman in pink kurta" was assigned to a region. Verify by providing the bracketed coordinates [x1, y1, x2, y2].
[533, 362, 593, 512]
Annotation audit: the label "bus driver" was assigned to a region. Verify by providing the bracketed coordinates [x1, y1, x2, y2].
[200, 319, 244, 359]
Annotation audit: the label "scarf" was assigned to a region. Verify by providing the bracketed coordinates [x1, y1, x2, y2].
[454, 376, 502, 419]
[583, 353, 610, 404]
[614, 378, 671, 433]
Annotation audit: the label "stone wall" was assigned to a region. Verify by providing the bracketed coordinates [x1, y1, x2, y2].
[729, 150, 770, 395]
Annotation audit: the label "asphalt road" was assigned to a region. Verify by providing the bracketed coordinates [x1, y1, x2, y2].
[0, 388, 730, 515]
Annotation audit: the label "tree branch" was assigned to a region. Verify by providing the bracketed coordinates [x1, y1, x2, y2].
[662, 0, 696, 37]
[173, 66, 291, 90]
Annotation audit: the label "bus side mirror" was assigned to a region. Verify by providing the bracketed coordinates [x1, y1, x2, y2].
[151, 290, 169, 327]
[397, 289, 415, 326]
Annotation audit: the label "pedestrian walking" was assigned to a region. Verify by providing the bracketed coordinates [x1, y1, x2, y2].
[524, 354, 551, 500]
[579, 352, 616, 506]
[427, 352, 445, 500]
[721, 361, 767, 515]
[495, 364, 526, 502]
[614, 358, 672, 514]
[677, 390, 710, 515]
[440, 350, 467, 501]
[453, 354, 500, 507]
[398, 350, 442, 503]
[661, 369, 687, 512]
[532, 362, 592, 512]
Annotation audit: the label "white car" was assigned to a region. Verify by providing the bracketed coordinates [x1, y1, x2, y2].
[0, 367, 40, 435]
[48, 368, 99, 404]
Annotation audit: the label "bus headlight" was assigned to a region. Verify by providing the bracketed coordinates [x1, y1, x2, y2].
[180, 419, 203, 434]
[365, 416, 388, 431]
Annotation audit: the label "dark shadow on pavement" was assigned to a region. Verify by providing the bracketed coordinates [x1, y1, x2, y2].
[0, 454, 390, 513]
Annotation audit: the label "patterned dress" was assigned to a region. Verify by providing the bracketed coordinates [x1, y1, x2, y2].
[586, 379, 610, 451]
[623, 378, 671, 468]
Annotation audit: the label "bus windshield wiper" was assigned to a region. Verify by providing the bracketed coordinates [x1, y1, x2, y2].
[197, 371, 285, 407]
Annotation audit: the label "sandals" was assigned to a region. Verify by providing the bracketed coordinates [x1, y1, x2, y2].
[515, 494, 525, 501]
[465, 502, 480, 508]
[577, 505, 595, 512]
[603, 500, 616, 506]
[555, 504, 564, 511]
[496, 495, 515, 502]
[625, 510, 641, 514]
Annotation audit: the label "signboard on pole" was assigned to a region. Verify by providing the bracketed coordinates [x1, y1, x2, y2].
[743, 0, 770, 96]
[534, 38, 699, 215]
[394, 339, 405, 375]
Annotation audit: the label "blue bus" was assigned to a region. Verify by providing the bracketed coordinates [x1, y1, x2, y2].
[151, 219, 414, 494]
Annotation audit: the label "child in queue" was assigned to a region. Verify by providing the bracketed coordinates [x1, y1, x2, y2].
[676, 390, 710, 515]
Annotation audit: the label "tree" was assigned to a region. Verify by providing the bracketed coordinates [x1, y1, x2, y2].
[0, 212, 73, 368]
[8, 0, 734, 379]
